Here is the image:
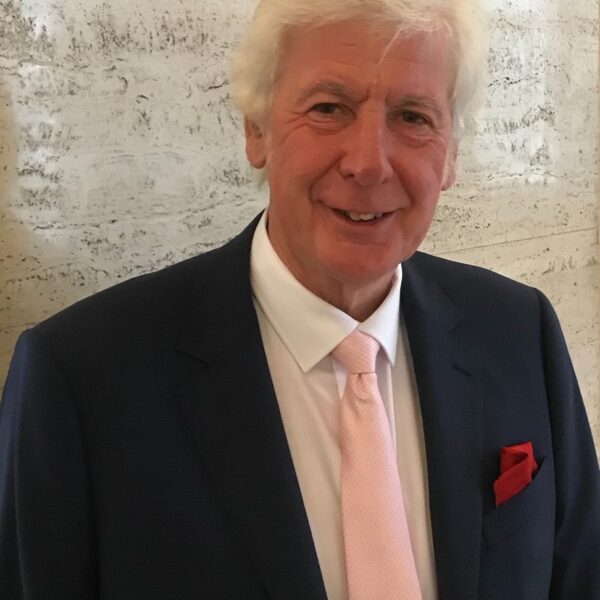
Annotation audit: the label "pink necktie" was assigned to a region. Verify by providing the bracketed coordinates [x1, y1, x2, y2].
[333, 330, 422, 600]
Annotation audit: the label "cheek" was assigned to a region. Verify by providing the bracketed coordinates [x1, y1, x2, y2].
[396, 146, 449, 195]
[274, 128, 341, 180]
[266, 156, 321, 229]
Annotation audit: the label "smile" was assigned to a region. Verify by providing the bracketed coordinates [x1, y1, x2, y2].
[332, 208, 390, 223]
[342, 211, 384, 222]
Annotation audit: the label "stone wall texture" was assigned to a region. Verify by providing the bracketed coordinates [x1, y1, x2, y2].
[1, 0, 599, 450]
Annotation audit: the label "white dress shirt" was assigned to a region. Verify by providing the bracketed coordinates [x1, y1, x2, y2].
[250, 212, 437, 600]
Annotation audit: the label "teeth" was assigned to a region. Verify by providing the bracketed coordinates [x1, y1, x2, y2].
[343, 211, 384, 222]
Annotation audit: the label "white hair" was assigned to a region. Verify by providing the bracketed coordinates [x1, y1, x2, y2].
[231, 0, 488, 139]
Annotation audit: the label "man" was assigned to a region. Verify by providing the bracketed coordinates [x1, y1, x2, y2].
[1, 0, 599, 599]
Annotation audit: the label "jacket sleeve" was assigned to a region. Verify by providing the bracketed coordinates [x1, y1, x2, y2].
[536, 291, 600, 599]
[0, 329, 98, 600]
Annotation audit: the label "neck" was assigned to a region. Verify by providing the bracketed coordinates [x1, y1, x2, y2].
[323, 276, 394, 322]
[282, 257, 395, 322]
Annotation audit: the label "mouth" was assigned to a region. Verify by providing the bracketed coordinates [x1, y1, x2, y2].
[332, 209, 391, 223]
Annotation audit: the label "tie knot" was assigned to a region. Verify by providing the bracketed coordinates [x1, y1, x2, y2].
[333, 330, 380, 374]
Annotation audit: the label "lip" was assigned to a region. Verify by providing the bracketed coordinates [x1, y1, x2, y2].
[329, 207, 395, 226]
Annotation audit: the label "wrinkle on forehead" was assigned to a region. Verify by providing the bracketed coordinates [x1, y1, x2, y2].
[277, 20, 457, 99]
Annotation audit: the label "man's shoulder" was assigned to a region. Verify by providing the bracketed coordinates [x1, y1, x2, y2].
[405, 252, 557, 374]
[407, 251, 541, 315]
[29, 229, 253, 353]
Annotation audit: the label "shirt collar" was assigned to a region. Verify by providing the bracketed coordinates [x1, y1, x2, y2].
[250, 212, 402, 373]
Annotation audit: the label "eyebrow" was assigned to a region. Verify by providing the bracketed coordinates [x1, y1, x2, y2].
[296, 80, 446, 121]
[296, 79, 357, 105]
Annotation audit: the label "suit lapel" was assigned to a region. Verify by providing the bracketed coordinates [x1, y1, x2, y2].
[403, 256, 484, 600]
[175, 219, 327, 600]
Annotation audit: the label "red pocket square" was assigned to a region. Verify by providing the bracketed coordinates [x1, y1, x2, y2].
[493, 442, 539, 507]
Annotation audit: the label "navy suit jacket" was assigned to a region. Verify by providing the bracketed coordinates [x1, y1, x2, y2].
[1, 215, 599, 599]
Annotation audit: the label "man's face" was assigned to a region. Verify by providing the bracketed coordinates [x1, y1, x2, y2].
[245, 20, 457, 299]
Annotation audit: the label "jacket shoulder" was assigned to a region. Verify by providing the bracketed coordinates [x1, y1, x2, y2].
[33, 252, 205, 341]
[408, 251, 540, 312]
[28, 225, 252, 358]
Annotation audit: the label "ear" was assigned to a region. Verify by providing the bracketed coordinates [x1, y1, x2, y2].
[244, 116, 267, 169]
[441, 139, 458, 191]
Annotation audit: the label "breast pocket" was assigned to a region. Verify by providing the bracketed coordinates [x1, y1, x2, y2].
[482, 458, 553, 549]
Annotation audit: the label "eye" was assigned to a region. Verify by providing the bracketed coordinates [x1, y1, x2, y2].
[400, 111, 430, 126]
[309, 102, 348, 118]
[312, 102, 339, 114]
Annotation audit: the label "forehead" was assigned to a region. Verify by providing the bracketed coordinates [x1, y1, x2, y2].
[277, 20, 455, 99]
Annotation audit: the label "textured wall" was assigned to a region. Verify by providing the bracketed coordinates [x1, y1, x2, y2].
[1, 0, 598, 448]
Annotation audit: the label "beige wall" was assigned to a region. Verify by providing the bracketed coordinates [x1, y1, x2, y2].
[1, 0, 598, 449]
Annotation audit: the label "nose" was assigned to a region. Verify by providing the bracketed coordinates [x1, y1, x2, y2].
[338, 111, 394, 186]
